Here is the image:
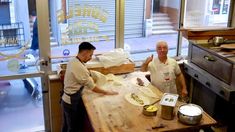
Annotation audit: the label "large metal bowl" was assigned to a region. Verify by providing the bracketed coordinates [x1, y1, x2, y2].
[177, 103, 203, 125]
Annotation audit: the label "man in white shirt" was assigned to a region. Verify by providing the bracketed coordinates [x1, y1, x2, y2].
[141, 41, 188, 97]
[61, 42, 118, 132]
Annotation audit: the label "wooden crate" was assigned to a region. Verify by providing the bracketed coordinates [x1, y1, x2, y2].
[88, 60, 135, 75]
[58, 60, 135, 76]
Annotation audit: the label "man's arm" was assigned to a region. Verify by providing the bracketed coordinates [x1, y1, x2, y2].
[141, 55, 153, 72]
[176, 73, 188, 97]
[92, 86, 118, 95]
[141, 62, 149, 72]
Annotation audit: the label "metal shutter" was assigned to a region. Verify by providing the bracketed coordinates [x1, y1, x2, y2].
[67, 0, 144, 39]
[125, 0, 144, 38]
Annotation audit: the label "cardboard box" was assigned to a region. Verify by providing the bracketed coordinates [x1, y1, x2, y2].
[160, 93, 179, 120]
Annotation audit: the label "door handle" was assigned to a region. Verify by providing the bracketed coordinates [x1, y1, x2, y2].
[205, 82, 210, 87]
[35, 58, 48, 73]
[204, 55, 216, 62]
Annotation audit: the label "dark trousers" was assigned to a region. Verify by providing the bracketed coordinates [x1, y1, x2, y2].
[61, 93, 85, 132]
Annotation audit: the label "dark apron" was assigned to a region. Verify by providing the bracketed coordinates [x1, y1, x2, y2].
[61, 86, 85, 132]
[64, 86, 84, 110]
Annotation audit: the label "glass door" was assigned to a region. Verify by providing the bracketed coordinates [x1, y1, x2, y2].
[0, 0, 51, 131]
[211, 0, 231, 24]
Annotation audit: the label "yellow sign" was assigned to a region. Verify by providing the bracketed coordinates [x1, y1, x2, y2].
[66, 21, 99, 36]
[57, 4, 110, 45]
[57, 5, 108, 23]
[61, 35, 109, 45]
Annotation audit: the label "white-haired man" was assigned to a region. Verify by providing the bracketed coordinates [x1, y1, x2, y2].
[141, 41, 188, 97]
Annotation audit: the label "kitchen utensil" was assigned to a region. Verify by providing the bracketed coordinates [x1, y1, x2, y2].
[213, 36, 225, 46]
[142, 99, 160, 116]
[152, 123, 166, 129]
[177, 103, 203, 125]
[208, 36, 226, 46]
[220, 44, 235, 49]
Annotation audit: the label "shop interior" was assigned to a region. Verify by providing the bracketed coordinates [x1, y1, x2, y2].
[0, 0, 235, 131]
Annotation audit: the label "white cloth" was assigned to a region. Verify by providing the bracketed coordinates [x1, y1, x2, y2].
[96, 48, 129, 68]
[62, 58, 95, 104]
[148, 57, 181, 94]
[90, 70, 123, 89]
[90, 70, 107, 87]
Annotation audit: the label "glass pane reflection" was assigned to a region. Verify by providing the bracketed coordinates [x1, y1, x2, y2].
[0, 77, 44, 132]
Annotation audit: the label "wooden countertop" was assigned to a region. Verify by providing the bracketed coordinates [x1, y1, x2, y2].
[82, 72, 217, 131]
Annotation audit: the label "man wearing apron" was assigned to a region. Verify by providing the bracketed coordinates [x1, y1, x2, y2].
[61, 42, 118, 132]
[141, 41, 188, 97]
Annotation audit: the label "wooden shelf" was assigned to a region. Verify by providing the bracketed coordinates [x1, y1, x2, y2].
[179, 27, 235, 40]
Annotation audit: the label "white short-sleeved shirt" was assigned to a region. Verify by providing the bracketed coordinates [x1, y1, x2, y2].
[148, 57, 181, 94]
[62, 58, 95, 104]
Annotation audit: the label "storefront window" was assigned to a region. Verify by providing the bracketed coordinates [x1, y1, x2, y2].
[181, 0, 231, 56]
[222, 0, 229, 14]
[124, 0, 180, 61]
[212, 0, 229, 14]
[212, 0, 221, 14]
[50, 0, 116, 64]
[0, 0, 46, 131]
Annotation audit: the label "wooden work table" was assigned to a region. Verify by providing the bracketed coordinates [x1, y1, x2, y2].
[81, 72, 217, 132]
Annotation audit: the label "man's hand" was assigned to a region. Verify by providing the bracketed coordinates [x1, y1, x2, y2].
[92, 86, 118, 95]
[145, 54, 153, 65]
[181, 88, 188, 97]
[141, 54, 153, 72]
